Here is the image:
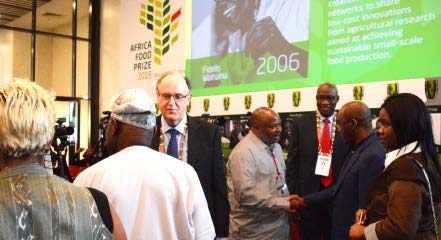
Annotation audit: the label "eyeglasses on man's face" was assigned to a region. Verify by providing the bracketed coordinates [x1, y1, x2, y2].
[158, 92, 189, 102]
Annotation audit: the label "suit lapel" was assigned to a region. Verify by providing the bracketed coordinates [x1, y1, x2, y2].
[334, 134, 374, 191]
[187, 116, 199, 167]
[151, 116, 162, 150]
[308, 113, 319, 156]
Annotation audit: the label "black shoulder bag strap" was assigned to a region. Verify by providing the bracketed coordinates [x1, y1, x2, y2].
[408, 157, 438, 239]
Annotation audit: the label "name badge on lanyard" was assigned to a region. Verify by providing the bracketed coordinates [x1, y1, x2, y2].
[315, 154, 332, 176]
[314, 112, 337, 177]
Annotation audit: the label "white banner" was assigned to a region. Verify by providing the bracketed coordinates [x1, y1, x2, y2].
[120, 0, 186, 98]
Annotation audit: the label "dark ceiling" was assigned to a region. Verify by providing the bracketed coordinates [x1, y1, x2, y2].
[0, 0, 51, 26]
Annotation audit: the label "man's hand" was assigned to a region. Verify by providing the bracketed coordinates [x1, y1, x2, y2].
[349, 223, 365, 240]
[354, 209, 367, 225]
[288, 195, 304, 222]
[288, 195, 305, 212]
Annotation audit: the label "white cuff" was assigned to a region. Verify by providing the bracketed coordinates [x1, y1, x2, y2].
[364, 222, 379, 240]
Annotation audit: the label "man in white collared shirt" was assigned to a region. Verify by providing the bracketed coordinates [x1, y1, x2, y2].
[75, 89, 215, 240]
[227, 107, 301, 239]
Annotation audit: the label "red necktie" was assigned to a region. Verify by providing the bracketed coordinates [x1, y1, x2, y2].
[320, 119, 332, 188]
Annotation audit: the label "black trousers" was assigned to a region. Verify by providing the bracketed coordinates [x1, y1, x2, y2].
[299, 204, 332, 240]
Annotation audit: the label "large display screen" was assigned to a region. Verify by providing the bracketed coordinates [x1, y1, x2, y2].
[187, 0, 441, 96]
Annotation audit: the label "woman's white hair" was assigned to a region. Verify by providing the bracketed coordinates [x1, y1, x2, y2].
[0, 80, 55, 161]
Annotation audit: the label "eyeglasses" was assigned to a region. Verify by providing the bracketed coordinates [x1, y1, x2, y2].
[158, 92, 189, 102]
[316, 95, 337, 102]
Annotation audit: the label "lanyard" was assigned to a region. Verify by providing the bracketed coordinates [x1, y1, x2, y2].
[269, 146, 281, 181]
[316, 111, 337, 155]
[159, 122, 188, 160]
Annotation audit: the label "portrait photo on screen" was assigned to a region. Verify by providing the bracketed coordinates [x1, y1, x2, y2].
[190, 0, 310, 94]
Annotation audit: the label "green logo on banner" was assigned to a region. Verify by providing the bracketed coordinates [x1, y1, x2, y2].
[139, 1, 182, 65]
[186, 100, 191, 113]
[223, 97, 230, 111]
[425, 79, 438, 100]
[353, 86, 364, 101]
[245, 95, 252, 110]
[293, 91, 301, 107]
[203, 99, 210, 112]
[387, 83, 399, 97]
[267, 93, 275, 108]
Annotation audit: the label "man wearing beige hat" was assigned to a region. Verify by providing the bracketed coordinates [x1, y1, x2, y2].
[74, 88, 215, 240]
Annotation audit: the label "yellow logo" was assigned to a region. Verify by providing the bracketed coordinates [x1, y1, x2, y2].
[140, 1, 182, 65]
[353, 86, 363, 101]
[245, 95, 252, 110]
[293, 91, 301, 107]
[203, 99, 210, 112]
[267, 93, 275, 108]
[223, 97, 230, 111]
[387, 83, 399, 97]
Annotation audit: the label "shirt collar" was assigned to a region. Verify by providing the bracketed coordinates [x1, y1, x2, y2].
[384, 141, 421, 169]
[319, 113, 335, 125]
[0, 164, 48, 179]
[249, 131, 276, 154]
[161, 114, 187, 135]
[351, 133, 374, 150]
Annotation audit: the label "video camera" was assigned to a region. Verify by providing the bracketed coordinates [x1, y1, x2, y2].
[50, 118, 75, 182]
[52, 118, 74, 149]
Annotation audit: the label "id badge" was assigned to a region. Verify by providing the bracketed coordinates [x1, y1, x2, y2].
[277, 183, 289, 196]
[315, 154, 332, 176]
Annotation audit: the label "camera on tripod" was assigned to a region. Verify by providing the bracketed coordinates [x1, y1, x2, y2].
[52, 118, 74, 149]
[50, 118, 75, 182]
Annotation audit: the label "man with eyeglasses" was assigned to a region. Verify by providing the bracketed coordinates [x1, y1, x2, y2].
[151, 71, 230, 239]
[290, 101, 385, 240]
[286, 82, 351, 240]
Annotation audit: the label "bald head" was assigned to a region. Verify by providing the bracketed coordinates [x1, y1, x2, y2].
[250, 107, 277, 128]
[317, 82, 338, 94]
[250, 107, 281, 145]
[340, 101, 372, 130]
[336, 101, 373, 145]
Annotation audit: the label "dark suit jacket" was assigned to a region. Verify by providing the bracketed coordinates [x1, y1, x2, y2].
[286, 112, 351, 239]
[286, 112, 351, 196]
[151, 115, 230, 237]
[304, 133, 385, 240]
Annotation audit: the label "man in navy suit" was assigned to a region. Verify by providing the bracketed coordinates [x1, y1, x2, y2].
[286, 83, 351, 240]
[292, 101, 385, 240]
[151, 71, 230, 238]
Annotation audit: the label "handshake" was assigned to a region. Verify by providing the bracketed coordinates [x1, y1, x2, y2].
[288, 194, 305, 221]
